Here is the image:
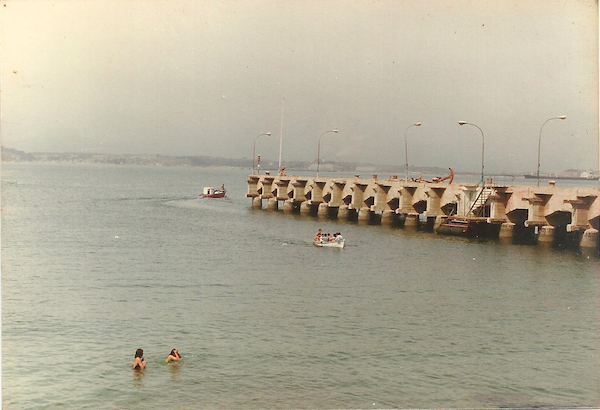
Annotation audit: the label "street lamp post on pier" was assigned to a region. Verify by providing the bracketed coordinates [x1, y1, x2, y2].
[537, 116, 567, 186]
[252, 132, 272, 175]
[317, 129, 339, 177]
[404, 122, 422, 181]
[458, 121, 485, 185]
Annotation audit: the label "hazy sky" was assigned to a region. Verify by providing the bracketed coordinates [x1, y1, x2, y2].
[1, 0, 598, 174]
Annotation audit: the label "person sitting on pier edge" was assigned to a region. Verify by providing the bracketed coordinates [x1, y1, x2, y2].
[313, 229, 322, 242]
[133, 348, 147, 370]
[166, 348, 181, 363]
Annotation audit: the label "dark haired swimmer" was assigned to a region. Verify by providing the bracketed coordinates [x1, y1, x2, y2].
[166, 348, 182, 363]
[133, 348, 147, 370]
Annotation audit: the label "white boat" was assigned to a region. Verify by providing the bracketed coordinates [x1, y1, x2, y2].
[199, 184, 226, 198]
[313, 239, 345, 248]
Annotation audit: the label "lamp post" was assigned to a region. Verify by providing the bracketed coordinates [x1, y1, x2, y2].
[537, 116, 566, 186]
[252, 132, 272, 174]
[404, 122, 422, 181]
[317, 128, 339, 177]
[458, 121, 485, 184]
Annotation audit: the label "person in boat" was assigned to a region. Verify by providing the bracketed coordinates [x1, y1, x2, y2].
[326, 233, 333, 241]
[165, 348, 181, 363]
[133, 348, 147, 370]
[335, 232, 343, 241]
[313, 229, 322, 242]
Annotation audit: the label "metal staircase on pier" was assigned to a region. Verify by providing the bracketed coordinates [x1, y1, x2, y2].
[467, 187, 494, 218]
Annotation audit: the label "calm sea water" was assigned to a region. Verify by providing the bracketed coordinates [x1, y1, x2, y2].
[2, 162, 599, 410]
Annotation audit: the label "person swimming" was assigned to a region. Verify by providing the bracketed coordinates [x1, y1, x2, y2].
[132, 348, 147, 370]
[165, 348, 182, 363]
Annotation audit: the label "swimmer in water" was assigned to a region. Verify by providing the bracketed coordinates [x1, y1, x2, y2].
[132, 348, 147, 370]
[165, 348, 182, 363]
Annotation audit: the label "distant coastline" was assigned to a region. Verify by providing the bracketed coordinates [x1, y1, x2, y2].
[2, 146, 595, 179]
[0, 146, 452, 175]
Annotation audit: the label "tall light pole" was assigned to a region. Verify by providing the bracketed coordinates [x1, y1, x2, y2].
[404, 122, 422, 181]
[317, 128, 339, 177]
[458, 121, 485, 185]
[252, 132, 272, 174]
[537, 116, 567, 186]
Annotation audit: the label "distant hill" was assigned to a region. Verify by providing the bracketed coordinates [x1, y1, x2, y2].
[0, 146, 461, 176]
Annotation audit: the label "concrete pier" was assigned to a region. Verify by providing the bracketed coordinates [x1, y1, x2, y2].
[247, 174, 599, 249]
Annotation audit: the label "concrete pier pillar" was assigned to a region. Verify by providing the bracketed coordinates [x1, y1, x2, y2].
[358, 207, 370, 222]
[267, 198, 278, 210]
[566, 195, 598, 229]
[282, 200, 293, 212]
[525, 193, 552, 225]
[276, 179, 291, 201]
[350, 182, 368, 210]
[489, 187, 511, 221]
[338, 205, 349, 220]
[330, 181, 346, 207]
[499, 222, 515, 238]
[318, 203, 328, 217]
[426, 187, 446, 217]
[401, 186, 417, 213]
[311, 181, 326, 203]
[261, 176, 275, 200]
[381, 210, 394, 225]
[292, 180, 308, 201]
[538, 225, 554, 243]
[252, 197, 262, 209]
[373, 182, 392, 212]
[246, 175, 260, 198]
[405, 213, 419, 227]
[580, 228, 599, 248]
[300, 201, 311, 214]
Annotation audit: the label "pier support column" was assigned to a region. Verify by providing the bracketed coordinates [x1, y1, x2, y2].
[405, 213, 419, 227]
[426, 187, 446, 218]
[580, 228, 599, 248]
[381, 210, 394, 225]
[538, 225, 554, 243]
[338, 205, 349, 220]
[330, 181, 346, 207]
[300, 201, 311, 214]
[374, 182, 392, 212]
[525, 193, 552, 226]
[350, 182, 368, 211]
[246, 175, 260, 198]
[267, 198, 278, 210]
[310, 180, 326, 203]
[275, 178, 291, 202]
[489, 187, 511, 221]
[252, 197, 262, 209]
[499, 222, 515, 238]
[282, 200, 293, 212]
[400, 186, 417, 214]
[566, 195, 598, 229]
[318, 203, 328, 217]
[261, 176, 275, 201]
[358, 207, 370, 222]
[292, 179, 308, 202]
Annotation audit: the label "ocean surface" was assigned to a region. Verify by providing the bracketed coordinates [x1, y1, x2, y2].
[2, 162, 599, 410]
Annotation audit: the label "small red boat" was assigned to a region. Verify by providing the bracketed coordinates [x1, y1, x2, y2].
[199, 184, 226, 198]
